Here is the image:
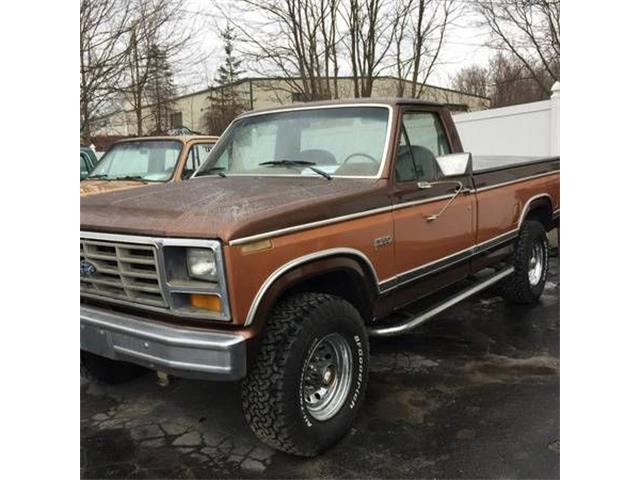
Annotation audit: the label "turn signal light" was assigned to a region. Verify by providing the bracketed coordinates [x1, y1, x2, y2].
[190, 294, 222, 312]
[241, 239, 273, 254]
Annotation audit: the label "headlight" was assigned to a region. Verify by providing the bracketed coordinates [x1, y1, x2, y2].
[186, 248, 217, 281]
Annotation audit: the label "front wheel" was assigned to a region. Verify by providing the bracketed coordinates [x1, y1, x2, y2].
[500, 220, 549, 304]
[241, 293, 369, 457]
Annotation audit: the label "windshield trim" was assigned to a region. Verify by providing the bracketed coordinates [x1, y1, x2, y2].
[87, 138, 184, 182]
[193, 103, 394, 180]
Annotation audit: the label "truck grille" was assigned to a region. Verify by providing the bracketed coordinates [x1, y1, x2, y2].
[80, 239, 168, 308]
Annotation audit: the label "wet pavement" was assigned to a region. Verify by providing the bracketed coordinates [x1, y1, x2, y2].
[81, 257, 559, 479]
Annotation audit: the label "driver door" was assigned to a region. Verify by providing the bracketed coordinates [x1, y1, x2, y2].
[391, 108, 476, 290]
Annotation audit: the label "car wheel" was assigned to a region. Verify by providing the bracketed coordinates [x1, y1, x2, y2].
[500, 220, 549, 304]
[241, 293, 369, 457]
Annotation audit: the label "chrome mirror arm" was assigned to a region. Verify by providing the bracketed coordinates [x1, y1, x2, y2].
[423, 180, 466, 222]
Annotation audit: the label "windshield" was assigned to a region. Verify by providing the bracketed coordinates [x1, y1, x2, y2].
[87, 140, 182, 182]
[195, 106, 390, 178]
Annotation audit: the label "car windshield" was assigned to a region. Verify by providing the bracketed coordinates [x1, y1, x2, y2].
[195, 106, 390, 178]
[87, 140, 182, 182]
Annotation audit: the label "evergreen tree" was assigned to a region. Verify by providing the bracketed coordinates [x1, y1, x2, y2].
[145, 43, 177, 133]
[202, 24, 246, 134]
[217, 24, 244, 88]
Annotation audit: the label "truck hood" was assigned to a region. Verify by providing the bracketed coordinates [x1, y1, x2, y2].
[81, 176, 389, 241]
[80, 179, 151, 197]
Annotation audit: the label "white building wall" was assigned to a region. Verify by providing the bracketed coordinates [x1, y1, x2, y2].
[453, 82, 560, 157]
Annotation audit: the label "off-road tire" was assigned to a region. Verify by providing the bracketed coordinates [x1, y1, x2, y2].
[241, 293, 369, 457]
[500, 220, 549, 304]
[81, 351, 148, 384]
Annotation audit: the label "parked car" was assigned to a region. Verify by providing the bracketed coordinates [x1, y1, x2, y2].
[80, 135, 218, 196]
[80, 99, 559, 456]
[80, 147, 98, 180]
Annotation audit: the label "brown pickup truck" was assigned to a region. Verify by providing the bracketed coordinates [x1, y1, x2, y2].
[80, 135, 217, 196]
[80, 98, 559, 456]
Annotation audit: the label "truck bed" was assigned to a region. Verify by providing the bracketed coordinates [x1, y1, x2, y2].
[473, 155, 560, 174]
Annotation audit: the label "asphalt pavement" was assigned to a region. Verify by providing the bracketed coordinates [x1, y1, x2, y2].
[81, 257, 560, 479]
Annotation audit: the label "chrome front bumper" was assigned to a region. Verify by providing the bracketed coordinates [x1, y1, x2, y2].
[80, 305, 246, 381]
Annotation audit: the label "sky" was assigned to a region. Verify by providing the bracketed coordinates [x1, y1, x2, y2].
[176, 0, 495, 95]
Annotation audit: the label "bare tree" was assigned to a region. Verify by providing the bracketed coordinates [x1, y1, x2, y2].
[120, 0, 190, 135]
[474, 0, 560, 95]
[223, 0, 341, 101]
[80, 0, 130, 143]
[489, 52, 549, 107]
[342, 0, 399, 97]
[319, 0, 341, 98]
[397, 0, 459, 98]
[411, 0, 458, 97]
[452, 64, 490, 99]
[210, 0, 459, 101]
[391, 0, 414, 96]
[452, 52, 551, 108]
[361, 0, 458, 99]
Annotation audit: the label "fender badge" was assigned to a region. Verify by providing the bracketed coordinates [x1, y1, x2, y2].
[373, 235, 393, 249]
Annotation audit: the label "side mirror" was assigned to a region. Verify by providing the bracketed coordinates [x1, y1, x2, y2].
[435, 152, 471, 178]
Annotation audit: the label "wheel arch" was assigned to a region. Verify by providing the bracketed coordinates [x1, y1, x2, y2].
[519, 194, 554, 231]
[244, 249, 380, 330]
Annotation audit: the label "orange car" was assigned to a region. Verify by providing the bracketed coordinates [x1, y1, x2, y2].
[80, 135, 218, 196]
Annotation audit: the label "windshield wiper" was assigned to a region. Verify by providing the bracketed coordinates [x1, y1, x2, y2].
[196, 166, 227, 178]
[112, 175, 147, 181]
[259, 160, 332, 180]
[86, 174, 147, 181]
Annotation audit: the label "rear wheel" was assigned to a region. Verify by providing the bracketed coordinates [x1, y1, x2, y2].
[241, 293, 369, 457]
[500, 220, 549, 304]
[81, 351, 148, 384]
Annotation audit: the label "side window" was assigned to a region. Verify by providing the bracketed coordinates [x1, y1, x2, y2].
[182, 143, 214, 179]
[394, 112, 451, 182]
[170, 111, 183, 128]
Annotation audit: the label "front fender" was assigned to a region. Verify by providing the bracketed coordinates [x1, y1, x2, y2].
[246, 254, 379, 331]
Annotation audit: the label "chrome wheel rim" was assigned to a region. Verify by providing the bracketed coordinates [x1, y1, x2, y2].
[303, 333, 353, 422]
[528, 242, 544, 286]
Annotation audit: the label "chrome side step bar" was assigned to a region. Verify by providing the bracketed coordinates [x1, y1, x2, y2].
[368, 266, 515, 337]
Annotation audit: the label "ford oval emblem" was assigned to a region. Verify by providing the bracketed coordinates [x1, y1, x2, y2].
[80, 259, 97, 278]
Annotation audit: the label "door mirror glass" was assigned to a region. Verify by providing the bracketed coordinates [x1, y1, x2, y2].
[435, 152, 471, 178]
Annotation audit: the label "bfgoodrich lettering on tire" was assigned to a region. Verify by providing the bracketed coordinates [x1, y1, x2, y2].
[500, 220, 549, 304]
[241, 293, 369, 457]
